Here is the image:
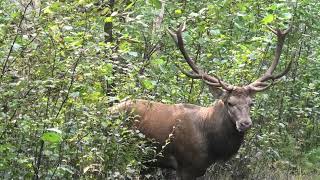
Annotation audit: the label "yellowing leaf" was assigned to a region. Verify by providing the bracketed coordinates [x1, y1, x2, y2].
[104, 17, 113, 23]
[175, 9, 182, 15]
[261, 14, 274, 24]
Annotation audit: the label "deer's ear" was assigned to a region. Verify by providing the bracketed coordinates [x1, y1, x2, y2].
[208, 86, 225, 99]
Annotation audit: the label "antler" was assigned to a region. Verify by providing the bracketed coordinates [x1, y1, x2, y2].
[168, 22, 234, 91]
[245, 26, 292, 92]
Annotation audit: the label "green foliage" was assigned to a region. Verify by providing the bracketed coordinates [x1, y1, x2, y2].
[0, 0, 319, 179]
[41, 128, 63, 143]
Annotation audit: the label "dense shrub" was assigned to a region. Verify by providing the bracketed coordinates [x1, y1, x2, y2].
[0, 0, 319, 179]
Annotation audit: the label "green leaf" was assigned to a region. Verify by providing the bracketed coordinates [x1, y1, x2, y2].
[41, 132, 62, 143]
[128, 51, 138, 57]
[50, 2, 61, 12]
[209, 29, 220, 35]
[47, 128, 62, 134]
[124, 2, 134, 11]
[189, 12, 199, 17]
[43, 7, 53, 14]
[149, 0, 161, 9]
[13, 43, 22, 51]
[236, 12, 246, 17]
[83, 91, 103, 103]
[152, 58, 165, 66]
[70, 92, 80, 98]
[70, 39, 83, 47]
[58, 165, 75, 174]
[267, 4, 277, 11]
[282, 12, 292, 20]
[41, 128, 62, 143]
[99, 63, 113, 76]
[261, 14, 274, 24]
[142, 79, 155, 90]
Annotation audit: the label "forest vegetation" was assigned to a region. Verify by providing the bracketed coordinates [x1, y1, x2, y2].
[0, 0, 319, 179]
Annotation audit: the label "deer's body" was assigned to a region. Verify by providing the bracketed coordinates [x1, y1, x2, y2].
[110, 23, 291, 179]
[112, 98, 244, 178]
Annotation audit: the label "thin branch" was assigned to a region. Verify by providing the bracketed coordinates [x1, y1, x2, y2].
[54, 49, 83, 119]
[0, 0, 33, 80]
[33, 140, 44, 180]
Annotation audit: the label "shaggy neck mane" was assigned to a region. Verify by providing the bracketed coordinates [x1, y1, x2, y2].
[201, 100, 244, 161]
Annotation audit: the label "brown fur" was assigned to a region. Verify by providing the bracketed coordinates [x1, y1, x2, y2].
[110, 88, 253, 179]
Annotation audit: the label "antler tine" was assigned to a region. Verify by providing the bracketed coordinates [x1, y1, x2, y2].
[175, 23, 201, 74]
[260, 26, 290, 81]
[175, 61, 229, 88]
[273, 58, 293, 79]
[174, 62, 202, 79]
[248, 26, 291, 91]
[248, 82, 273, 92]
[213, 74, 234, 91]
[168, 22, 234, 91]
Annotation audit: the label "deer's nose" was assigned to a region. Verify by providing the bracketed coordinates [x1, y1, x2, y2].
[240, 121, 252, 128]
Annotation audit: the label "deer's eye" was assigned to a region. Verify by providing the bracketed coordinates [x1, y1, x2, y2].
[227, 102, 235, 107]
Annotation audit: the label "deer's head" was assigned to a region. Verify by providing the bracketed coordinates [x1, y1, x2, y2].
[169, 22, 291, 132]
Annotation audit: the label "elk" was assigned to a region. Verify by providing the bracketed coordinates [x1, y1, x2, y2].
[110, 23, 291, 179]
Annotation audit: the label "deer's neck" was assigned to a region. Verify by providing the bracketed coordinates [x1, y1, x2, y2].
[202, 100, 244, 161]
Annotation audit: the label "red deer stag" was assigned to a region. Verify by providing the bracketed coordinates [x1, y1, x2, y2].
[110, 23, 291, 179]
